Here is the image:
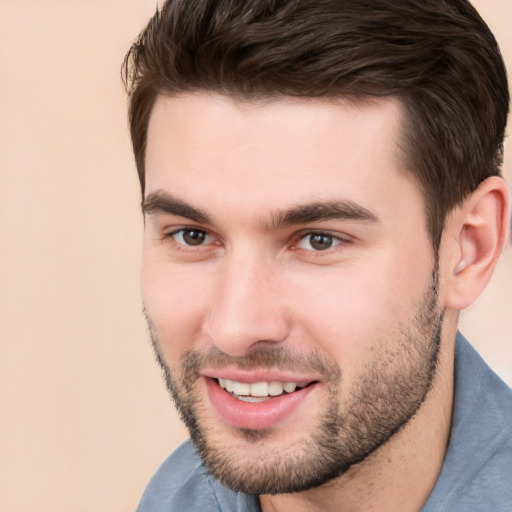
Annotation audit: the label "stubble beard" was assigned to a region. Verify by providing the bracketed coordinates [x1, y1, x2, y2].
[147, 265, 443, 495]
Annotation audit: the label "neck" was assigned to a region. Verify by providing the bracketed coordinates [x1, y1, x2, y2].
[260, 321, 457, 512]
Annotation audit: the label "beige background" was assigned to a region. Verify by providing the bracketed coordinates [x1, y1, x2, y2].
[0, 1, 510, 511]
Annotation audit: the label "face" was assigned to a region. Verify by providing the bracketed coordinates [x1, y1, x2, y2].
[142, 93, 443, 495]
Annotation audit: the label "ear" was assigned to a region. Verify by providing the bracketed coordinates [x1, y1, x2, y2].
[443, 176, 510, 311]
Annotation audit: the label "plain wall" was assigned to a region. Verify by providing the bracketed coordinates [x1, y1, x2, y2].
[0, 1, 510, 511]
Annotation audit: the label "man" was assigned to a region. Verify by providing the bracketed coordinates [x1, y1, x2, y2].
[123, 1, 512, 510]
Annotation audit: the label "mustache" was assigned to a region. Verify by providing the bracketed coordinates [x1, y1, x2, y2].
[181, 345, 337, 374]
[149, 333, 340, 390]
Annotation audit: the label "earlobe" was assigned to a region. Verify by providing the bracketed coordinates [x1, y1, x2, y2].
[444, 176, 510, 311]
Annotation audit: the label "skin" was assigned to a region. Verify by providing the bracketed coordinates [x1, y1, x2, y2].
[141, 92, 510, 511]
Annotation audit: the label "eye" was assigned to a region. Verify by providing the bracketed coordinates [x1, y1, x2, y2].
[171, 228, 211, 246]
[296, 232, 341, 251]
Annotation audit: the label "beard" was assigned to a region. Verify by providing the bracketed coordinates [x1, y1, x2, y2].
[147, 264, 443, 496]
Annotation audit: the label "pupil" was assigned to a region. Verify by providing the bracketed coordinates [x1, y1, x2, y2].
[310, 234, 332, 250]
[183, 230, 205, 246]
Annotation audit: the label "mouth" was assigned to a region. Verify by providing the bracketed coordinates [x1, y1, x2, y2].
[217, 378, 311, 403]
[205, 375, 319, 430]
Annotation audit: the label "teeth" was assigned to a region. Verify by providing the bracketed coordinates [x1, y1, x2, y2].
[236, 395, 270, 403]
[218, 378, 306, 397]
[268, 381, 284, 396]
[283, 382, 297, 393]
[250, 382, 269, 397]
[232, 381, 250, 395]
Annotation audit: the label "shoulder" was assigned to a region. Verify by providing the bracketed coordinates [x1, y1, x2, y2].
[136, 440, 260, 512]
[136, 440, 217, 512]
[423, 334, 512, 511]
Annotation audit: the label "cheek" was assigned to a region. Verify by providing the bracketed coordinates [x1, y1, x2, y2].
[290, 275, 387, 370]
[288, 255, 432, 378]
[141, 255, 209, 357]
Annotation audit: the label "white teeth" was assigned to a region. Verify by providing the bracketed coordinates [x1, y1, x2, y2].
[232, 381, 250, 395]
[218, 378, 305, 397]
[250, 382, 269, 397]
[237, 395, 270, 403]
[218, 378, 234, 393]
[268, 381, 284, 396]
[283, 382, 297, 393]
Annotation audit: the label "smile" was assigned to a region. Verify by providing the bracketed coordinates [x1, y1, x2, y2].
[217, 378, 309, 402]
[206, 376, 318, 429]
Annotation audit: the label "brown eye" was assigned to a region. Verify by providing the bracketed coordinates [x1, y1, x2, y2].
[297, 232, 340, 251]
[309, 234, 333, 250]
[173, 228, 210, 246]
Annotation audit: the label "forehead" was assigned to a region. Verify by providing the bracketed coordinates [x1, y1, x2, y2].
[144, 92, 421, 224]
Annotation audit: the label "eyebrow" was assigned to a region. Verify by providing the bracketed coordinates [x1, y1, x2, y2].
[268, 200, 379, 228]
[142, 190, 379, 228]
[142, 191, 211, 223]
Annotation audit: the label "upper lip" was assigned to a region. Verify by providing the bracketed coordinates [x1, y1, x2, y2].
[200, 368, 320, 384]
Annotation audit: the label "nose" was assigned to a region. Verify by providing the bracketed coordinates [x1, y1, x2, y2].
[202, 253, 291, 356]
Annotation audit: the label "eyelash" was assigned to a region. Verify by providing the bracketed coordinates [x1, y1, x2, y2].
[165, 227, 348, 254]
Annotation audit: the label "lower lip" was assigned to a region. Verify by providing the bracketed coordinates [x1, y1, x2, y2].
[205, 378, 318, 430]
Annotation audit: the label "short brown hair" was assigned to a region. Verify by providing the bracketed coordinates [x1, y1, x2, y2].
[123, 0, 509, 249]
